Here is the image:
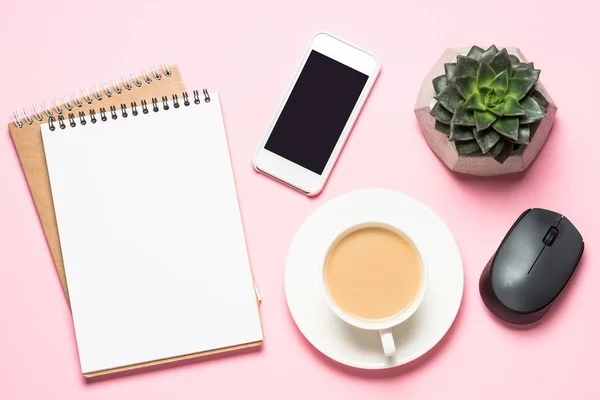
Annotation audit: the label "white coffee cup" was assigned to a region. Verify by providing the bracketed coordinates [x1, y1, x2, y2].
[320, 222, 428, 357]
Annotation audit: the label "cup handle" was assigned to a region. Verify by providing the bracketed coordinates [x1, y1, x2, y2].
[379, 328, 396, 357]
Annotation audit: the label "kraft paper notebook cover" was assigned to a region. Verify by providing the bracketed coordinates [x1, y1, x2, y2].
[8, 65, 185, 302]
[39, 91, 263, 377]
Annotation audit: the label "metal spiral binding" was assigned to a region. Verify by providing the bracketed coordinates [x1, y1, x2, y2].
[123, 76, 133, 91]
[12, 111, 23, 128]
[39, 90, 210, 131]
[32, 104, 43, 121]
[62, 94, 73, 111]
[92, 85, 103, 101]
[73, 91, 85, 108]
[81, 88, 93, 104]
[152, 65, 161, 81]
[102, 81, 113, 98]
[42, 100, 54, 117]
[23, 107, 33, 125]
[12, 63, 173, 128]
[142, 69, 152, 85]
[189, 89, 211, 104]
[113, 78, 123, 94]
[162, 62, 172, 77]
[132, 73, 142, 88]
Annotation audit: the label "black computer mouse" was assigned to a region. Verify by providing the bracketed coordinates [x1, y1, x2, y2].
[479, 208, 584, 325]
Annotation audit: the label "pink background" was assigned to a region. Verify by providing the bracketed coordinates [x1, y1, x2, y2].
[1, 0, 599, 398]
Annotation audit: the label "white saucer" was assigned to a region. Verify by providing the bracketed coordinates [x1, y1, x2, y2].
[284, 189, 464, 369]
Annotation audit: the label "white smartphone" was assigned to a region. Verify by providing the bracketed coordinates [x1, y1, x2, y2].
[253, 32, 380, 196]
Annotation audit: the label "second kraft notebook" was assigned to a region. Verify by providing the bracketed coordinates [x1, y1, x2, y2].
[40, 91, 263, 377]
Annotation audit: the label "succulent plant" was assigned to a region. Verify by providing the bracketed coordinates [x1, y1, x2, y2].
[430, 45, 549, 163]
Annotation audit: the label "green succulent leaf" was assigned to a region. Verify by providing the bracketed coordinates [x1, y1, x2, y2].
[474, 128, 501, 153]
[430, 102, 453, 124]
[477, 63, 496, 88]
[451, 101, 476, 126]
[479, 86, 491, 97]
[512, 68, 541, 80]
[487, 103, 505, 117]
[517, 124, 531, 144]
[445, 63, 457, 82]
[531, 90, 550, 109]
[490, 70, 509, 98]
[520, 96, 546, 124]
[435, 120, 451, 136]
[456, 55, 479, 77]
[507, 78, 536, 101]
[515, 62, 534, 70]
[489, 49, 511, 76]
[494, 140, 513, 163]
[455, 140, 481, 155]
[434, 86, 462, 113]
[492, 117, 519, 141]
[502, 96, 526, 116]
[475, 110, 497, 131]
[464, 93, 486, 111]
[509, 55, 520, 66]
[467, 46, 485, 61]
[481, 45, 499, 63]
[450, 124, 476, 141]
[432, 75, 449, 95]
[488, 139, 505, 158]
[455, 76, 477, 99]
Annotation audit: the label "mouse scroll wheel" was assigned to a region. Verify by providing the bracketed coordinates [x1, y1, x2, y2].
[543, 227, 559, 246]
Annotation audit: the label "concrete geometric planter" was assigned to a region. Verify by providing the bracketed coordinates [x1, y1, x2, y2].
[415, 47, 557, 176]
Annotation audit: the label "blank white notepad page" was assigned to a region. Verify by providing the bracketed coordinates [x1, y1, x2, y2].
[41, 94, 263, 374]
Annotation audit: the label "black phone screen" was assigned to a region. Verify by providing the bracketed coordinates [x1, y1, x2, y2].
[264, 50, 369, 175]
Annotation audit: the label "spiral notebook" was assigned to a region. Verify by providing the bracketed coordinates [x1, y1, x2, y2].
[38, 90, 263, 377]
[9, 65, 185, 302]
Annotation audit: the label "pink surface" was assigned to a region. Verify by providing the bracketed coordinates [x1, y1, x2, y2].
[0, 0, 598, 398]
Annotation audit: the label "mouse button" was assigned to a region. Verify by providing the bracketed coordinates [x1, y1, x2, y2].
[499, 209, 531, 244]
[492, 212, 552, 275]
[555, 217, 584, 251]
[525, 217, 583, 311]
[528, 208, 564, 227]
[491, 239, 542, 276]
[489, 240, 544, 313]
[544, 217, 583, 275]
